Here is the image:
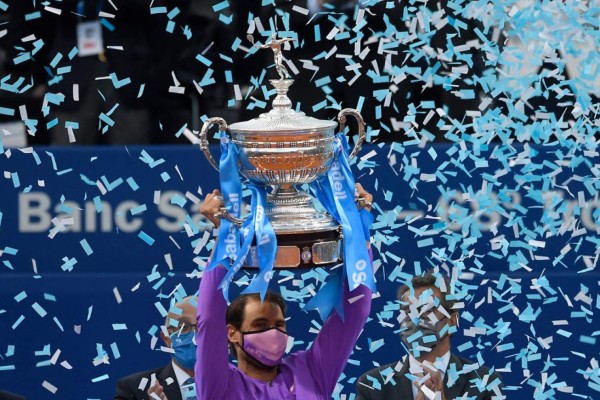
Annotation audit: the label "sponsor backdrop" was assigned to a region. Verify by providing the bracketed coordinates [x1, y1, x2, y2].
[1, 144, 598, 399]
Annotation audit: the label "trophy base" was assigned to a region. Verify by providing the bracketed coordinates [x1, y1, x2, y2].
[246, 228, 342, 269]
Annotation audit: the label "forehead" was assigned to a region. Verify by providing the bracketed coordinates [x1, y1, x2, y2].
[242, 298, 284, 322]
[400, 286, 443, 309]
[167, 300, 197, 324]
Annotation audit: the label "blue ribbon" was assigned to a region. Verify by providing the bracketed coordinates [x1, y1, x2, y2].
[207, 137, 242, 274]
[209, 133, 374, 314]
[219, 210, 254, 302]
[306, 133, 375, 320]
[218, 184, 278, 302]
[360, 209, 375, 241]
[242, 185, 277, 301]
[207, 137, 277, 301]
[305, 267, 344, 322]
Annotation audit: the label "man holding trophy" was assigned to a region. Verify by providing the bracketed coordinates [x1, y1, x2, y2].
[194, 184, 373, 400]
[191, 34, 377, 399]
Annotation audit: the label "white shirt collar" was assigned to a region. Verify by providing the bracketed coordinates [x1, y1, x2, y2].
[408, 351, 451, 375]
[408, 352, 451, 400]
[171, 361, 193, 394]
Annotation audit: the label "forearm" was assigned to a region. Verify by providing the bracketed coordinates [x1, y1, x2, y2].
[342, 243, 374, 323]
[197, 263, 227, 327]
[195, 264, 229, 397]
[343, 278, 373, 323]
[307, 248, 373, 394]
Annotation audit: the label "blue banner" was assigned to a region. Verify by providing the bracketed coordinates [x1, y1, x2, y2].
[209, 136, 242, 271]
[242, 184, 277, 300]
[306, 133, 376, 320]
[218, 184, 277, 301]
[1, 144, 599, 399]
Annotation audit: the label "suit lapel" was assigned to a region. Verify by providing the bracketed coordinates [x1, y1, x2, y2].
[444, 354, 469, 399]
[394, 358, 416, 398]
[158, 363, 184, 400]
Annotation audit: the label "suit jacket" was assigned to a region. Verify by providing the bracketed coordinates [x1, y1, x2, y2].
[0, 390, 26, 400]
[114, 363, 183, 400]
[356, 354, 504, 400]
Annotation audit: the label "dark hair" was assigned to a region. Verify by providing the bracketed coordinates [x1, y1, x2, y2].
[226, 291, 287, 358]
[397, 270, 456, 313]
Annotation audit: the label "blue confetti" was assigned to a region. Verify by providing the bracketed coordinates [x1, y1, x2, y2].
[80, 239, 93, 256]
[138, 231, 155, 246]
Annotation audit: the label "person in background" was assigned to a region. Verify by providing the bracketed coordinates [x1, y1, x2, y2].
[356, 271, 504, 400]
[114, 296, 197, 400]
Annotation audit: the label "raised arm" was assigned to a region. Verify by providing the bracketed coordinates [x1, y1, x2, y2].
[195, 190, 230, 399]
[306, 183, 374, 395]
[306, 270, 372, 395]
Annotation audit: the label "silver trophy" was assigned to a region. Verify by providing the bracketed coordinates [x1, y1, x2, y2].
[200, 34, 366, 269]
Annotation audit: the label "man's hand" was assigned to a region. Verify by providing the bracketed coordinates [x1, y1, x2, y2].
[355, 183, 373, 212]
[414, 369, 446, 400]
[147, 380, 168, 400]
[200, 189, 225, 229]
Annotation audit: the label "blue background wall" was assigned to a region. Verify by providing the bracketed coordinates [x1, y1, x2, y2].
[1, 144, 598, 399]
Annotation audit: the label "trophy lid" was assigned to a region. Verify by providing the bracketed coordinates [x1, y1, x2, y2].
[229, 34, 337, 134]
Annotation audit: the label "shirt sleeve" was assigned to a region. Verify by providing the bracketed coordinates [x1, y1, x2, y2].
[195, 265, 230, 399]
[305, 253, 373, 396]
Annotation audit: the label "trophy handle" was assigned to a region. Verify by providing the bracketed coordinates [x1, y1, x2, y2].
[199, 117, 228, 171]
[216, 207, 246, 226]
[337, 108, 366, 161]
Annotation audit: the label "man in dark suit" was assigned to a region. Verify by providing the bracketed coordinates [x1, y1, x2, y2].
[357, 271, 504, 400]
[114, 296, 197, 400]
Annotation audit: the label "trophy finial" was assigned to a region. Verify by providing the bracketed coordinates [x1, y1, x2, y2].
[258, 33, 295, 80]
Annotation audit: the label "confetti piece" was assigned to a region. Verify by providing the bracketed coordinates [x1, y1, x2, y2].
[195, 54, 212, 67]
[91, 374, 109, 382]
[32, 302, 47, 318]
[42, 381, 58, 394]
[110, 342, 121, 360]
[113, 287, 122, 304]
[14, 291, 27, 302]
[165, 254, 173, 270]
[130, 204, 147, 215]
[138, 231, 155, 246]
[80, 239, 93, 256]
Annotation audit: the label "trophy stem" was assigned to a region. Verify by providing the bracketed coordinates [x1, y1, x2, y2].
[270, 79, 294, 111]
[266, 184, 335, 231]
[271, 184, 298, 197]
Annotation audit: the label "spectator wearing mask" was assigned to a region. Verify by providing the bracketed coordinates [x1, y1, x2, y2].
[114, 296, 197, 400]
